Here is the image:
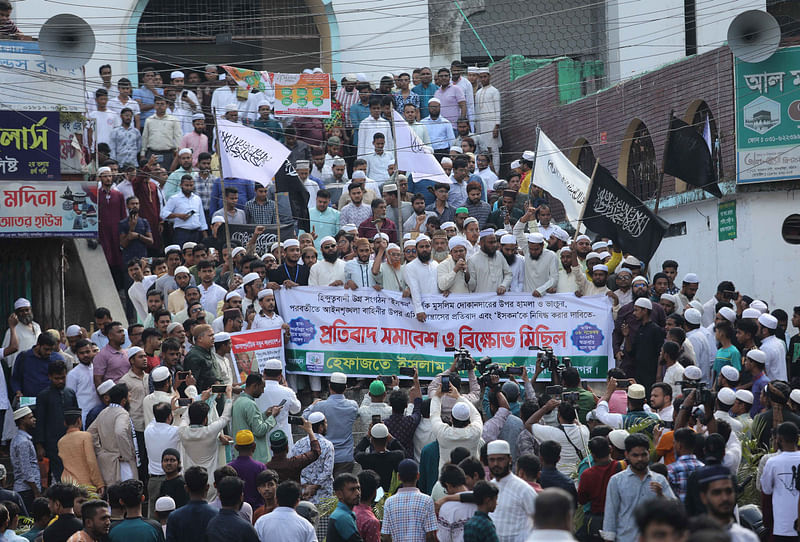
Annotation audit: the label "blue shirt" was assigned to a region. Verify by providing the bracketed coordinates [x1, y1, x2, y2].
[751, 372, 770, 416]
[109, 517, 163, 542]
[119, 216, 152, 263]
[421, 116, 455, 150]
[205, 509, 259, 542]
[412, 83, 439, 119]
[603, 468, 675, 542]
[10, 430, 39, 493]
[349, 102, 371, 145]
[132, 86, 164, 123]
[306, 207, 340, 251]
[11, 348, 65, 396]
[304, 394, 358, 463]
[328, 501, 359, 542]
[165, 500, 218, 542]
[210, 178, 255, 215]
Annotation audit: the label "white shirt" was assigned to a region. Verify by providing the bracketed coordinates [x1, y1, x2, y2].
[365, 151, 394, 182]
[256, 380, 301, 447]
[556, 266, 578, 294]
[686, 328, 713, 385]
[88, 110, 119, 146]
[211, 86, 259, 123]
[663, 362, 685, 397]
[438, 495, 478, 542]
[129, 275, 158, 324]
[65, 363, 102, 425]
[430, 396, 482, 471]
[344, 259, 375, 288]
[531, 423, 589, 475]
[404, 257, 440, 314]
[161, 192, 208, 231]
[413, 417, 434, 462]
[199, 282, 226, 316]
[475, 84, 501, 135]
[309, 259, 346, 286]
[251, 311, 284, 331]
[357, 116, 394, 158]
[761, 335, 787, 381]
[657, 404, 674, 423]
[453, 76, 475, 122]
[467, 250, 511, 293]
[490, 472, 537, 542]
[526, 530, 576, 542]
[714, 410, 743, 434]
[507, 254, 525, 293]
[254, 506, 317, 542]
[761, 450, 800, 536]
[108, 96, 140, 118]
[144, 420, 180, 476]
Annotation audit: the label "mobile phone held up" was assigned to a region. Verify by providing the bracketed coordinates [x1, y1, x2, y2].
[288, 415, 305, 426]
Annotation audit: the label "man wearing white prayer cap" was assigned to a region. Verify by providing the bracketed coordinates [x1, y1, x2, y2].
[308, 235, 345, 287]
[372, 241, 407, 293]
[250, 289, 289, 334]
[682, 308, 714, 385]
[758, 313, 787, 381]
[3, 298, 40, 372]
[484, 432, 536, 541]
[677, 272, 700, 310]
[617, 297, 666, 391]
[514, 223, 558, 296]
[475, 65, 502, 168]
[437, 236, 471, 295]
[730, 389, 754, 432]
[404, 233, 439, 322]
[497, 234, 524, 293]
[467, 227, 511, 294]
[302, 372, 359, 474]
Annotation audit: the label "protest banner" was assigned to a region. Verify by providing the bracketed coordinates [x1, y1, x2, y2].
[0, 181, 98, 238]
[277, 288, 613, 380]
[222, 65, 331, 117]
[230, 327, 285, 378]
[0, 110, 60, 179]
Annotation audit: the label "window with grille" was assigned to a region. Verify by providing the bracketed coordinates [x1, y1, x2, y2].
[626, 121, 658, 201]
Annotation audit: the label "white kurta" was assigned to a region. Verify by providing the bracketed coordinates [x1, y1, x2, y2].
[436, 257, 470, 294]
[128, 275, 158, 324]
[373, 262, 407, 292]
[252, 311, 284, 330]
[761, 335, 787, 381]
[256, 380, 302, 447]
[199, 283, 227, 317]
[507, 254, 525, 293]
[179, 399, 231, 499]
[513, 219, 559, 295]
[308, 260, 346, 286]
[2, 321, 40, 369]
[467, 250, 511, 293]
[65, 362, 102, 425]
[404, 258, 440, 314]
[556, 267, 578, 294]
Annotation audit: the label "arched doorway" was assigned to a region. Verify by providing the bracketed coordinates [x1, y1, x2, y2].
[569, 138, 596, 177]
[618, 119, 658, 201]
[136, 0, 322, 79]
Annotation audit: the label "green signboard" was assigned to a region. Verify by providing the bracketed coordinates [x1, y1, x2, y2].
[735, 46, 800, 184]
[718, 200, 737, 241]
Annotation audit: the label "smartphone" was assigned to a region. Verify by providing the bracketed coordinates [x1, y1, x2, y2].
[176, 371, 190, 380]
[398, 367, 415, 377]
[178, 398, 192, 407]
[188, 210, 196, 215]
[211, 384, 227, 393]
[441, 379, 450, 393]
[288, 415, 305, 425]
[722, 290, 736, 300]
[379, 375, 393, 386]
[616, 379, 630, 389]
[545, 385, 562, 397]
[459, 492, 476, 503]
[371, 414, 382, 425]
[506, 366, 524, 375]
[420, 387, 428, 396]
[278, 399, 287, 407]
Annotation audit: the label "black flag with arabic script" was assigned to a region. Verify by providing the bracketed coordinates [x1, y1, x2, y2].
[663, 116, 722, 198]
[274, 160, 309, 233]
[583, 165, 669, 263]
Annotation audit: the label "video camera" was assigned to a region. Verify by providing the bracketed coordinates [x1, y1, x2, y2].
[445, 346, 474, 371]
[530, 346, 571, 379]
[676, 379, 712, 404]
[473, 355, 524, 389]
[545, 385, 579, 405]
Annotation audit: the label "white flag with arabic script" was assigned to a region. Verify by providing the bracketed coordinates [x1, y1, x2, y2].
[217, 119, 290, 184]
[392, 110, 451, 184]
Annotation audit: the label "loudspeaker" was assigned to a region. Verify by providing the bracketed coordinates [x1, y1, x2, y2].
[38, 14, 96, 70]
[727, 9, 781, 63]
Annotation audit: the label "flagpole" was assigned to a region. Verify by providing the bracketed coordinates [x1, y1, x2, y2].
[275, 163, 282, 265]
[572, 158, 600, 241]
[526, 124, 541, 232]
[213, 107, 233, 260]
[653, 109, 674, 215]
[389, 111, 402, 240]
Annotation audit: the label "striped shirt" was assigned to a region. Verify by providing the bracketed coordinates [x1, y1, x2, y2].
[336, 87, 360, 128]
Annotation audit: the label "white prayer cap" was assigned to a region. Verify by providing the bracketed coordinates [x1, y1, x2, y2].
[440, 221, 456, 230]
[527, 232, 545, 244]
[178, 147, 193, 157]
[449, 237, 469, 250]
[404, 240, 417, 249]
[631, 276, 648, 285]
[170, 71, 184, 79]
[500, 234, 517, 245]
[242, 272, 260, 285]
[356, 72, 369, 82]
[257, 288, 274, 300]
[427, 97, 441, 105]
[559, 246, 571, 254]
[478, 67, 490, 74]
[214, 332, 231, 343]
[660, 293, 675, 303]
[352, 170, 367, 180]
[742, 308, 761, 319]
[634, 297, 651, 310]
[231, 246, 246, 258]
[510, 160, 521, 169]
[13, 407, 32, 421]
[608, 429, 629, 450]
[97, 166, 112, 176]
[463, 217, 479, 227]
[164, 244, 180, 254]
[167, 322, 182, 334]
[758, 313, 778, 330]
[295, 160, 310, 170]
[66, 325, 82, 337]
[591, 241, 607, 251]
[262, 254, 276, 261]
[332, 156, 346, 167]
[370, 424, 389, 438]
[312, 67, 323, 74]
[155, 496, 176, 512]
[719, 307, 737, 323]
[735, 389, 754, 405]
[182, 242, 196, 250]
[211, 215, 225, 225]
[319, 236, 336, 246]
[479, 228, 495, 240]
[403, 233, 412, 241]
[486, 440, 510, 455]
[225, 291, 241, 301]
[684, 308, 702, 325]
[586, 252, 601, 261]
[441, 157, 452, 166]
[330, 372, 347, 384]
[750, 300, 768, 313]
[127, 346, 144, 359]
[224, 103, 238, 112]
[343, 73, 358, 82]
[553, 227, 570, 242]
[495, 229, 508, 237]
[746, 349, 767, 365]
[689, 300, 704, 313]
[521, 150, 536, 161]
[597, 251, 611, 260]
[467, 66, 479, 74]
[308, 411, 325, 424]
[790, 390, 800, 406]
[264, 358, 282, 370]
[616, 268, 632, 277]
[192, 113, 205, 121]
[342, 224, 358, 233]
[174, 266, 190, 276]
[373, 232, 389, 241]
[683, 366, 703, 380]
[387, 243, 401, 252]
[302, 68, 313, 74]
[720, 365, 739, 382]
[450, 146, 462, 153]
[623, 255, 640, 266]
[576, 234, 590, 242]
[682, 273, 699, 284]
[415, 234, 431, 244]
[451, 403, 470, 421]
[717, 387, 736, 406]
[13, 298, 31, 310]
[283, 239, 300, 249]
[97, 379, 115, 395]
[151, 366, 171, 383]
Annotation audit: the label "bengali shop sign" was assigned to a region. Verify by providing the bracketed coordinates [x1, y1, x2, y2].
[0, 110, 60, 179]
[222, 66, 331, 117]
[277, 288, 613, 380]
[230, 327, 285, 377]
[0, 182, 98, 238]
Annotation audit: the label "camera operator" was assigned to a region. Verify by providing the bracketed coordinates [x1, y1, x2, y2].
[430, 385, 483, 472]
[559, 367, 597, 424]
[523, 397, 589, 476]
[595, 379, 659, 433]
[480, 372, 534, 419]
[482, 389, 524, 463]
[649, 383, 674, 423]
[427, 354, 481, 419]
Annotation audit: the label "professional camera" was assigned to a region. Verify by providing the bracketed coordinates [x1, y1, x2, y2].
[676, 380, 712, 404]
[445, 346, 474, 371]
[530, 346, 571, 378]
[561, 391, 580, 405]
[474, 356, 523, 388]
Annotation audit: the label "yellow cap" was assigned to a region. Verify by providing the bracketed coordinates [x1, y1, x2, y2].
[235, 430, 255, 446]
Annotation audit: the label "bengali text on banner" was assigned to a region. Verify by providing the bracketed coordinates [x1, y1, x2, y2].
[276, 288, 613, 381]
[230, 327, 285, 379]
